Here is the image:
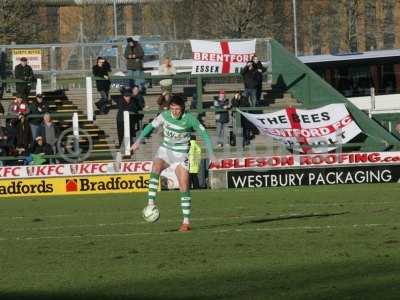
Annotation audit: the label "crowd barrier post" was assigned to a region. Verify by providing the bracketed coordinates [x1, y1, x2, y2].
[36, 78, 42, 95]
[86, 76, 94, 121]
[123, 111, 131, 156]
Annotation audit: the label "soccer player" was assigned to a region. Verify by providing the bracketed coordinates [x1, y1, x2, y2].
[130, 95, 214, 232]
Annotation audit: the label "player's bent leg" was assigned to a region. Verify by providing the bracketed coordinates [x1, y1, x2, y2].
[175, 165, 192, 232]
[147, 158, 168, 207]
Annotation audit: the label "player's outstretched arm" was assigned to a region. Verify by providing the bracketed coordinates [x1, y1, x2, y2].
[131, 113, 165, 153]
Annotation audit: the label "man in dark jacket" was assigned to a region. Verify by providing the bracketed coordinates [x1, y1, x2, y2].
[28, 94, 48, 142]
[251, 56, 267, 106]
[231, 91, 252, 147]
[214, 90, 230, 148]
[241, 61, 258, 107]
[113, 90, 142, 147]
[92, 57, 111, 114]
[124, 37, 145, 91]
[14, 57, 34, 99]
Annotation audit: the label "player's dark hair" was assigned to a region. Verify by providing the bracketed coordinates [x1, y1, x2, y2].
[169, 95, 185, 110]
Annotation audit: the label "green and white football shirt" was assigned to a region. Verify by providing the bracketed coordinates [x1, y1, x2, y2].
[137, 111, 214, 155]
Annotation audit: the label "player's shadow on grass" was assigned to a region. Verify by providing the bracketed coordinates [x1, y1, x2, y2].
[187, 211, 350, 231]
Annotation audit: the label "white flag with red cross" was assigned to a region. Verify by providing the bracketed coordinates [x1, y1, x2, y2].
[239, 104, 363, 154]
[190, 39, 256, 74]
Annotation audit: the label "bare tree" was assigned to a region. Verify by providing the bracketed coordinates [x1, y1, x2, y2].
[344, 0, 361, 52]
[0, 0, 43, 44]
[199, 0, 269, 39]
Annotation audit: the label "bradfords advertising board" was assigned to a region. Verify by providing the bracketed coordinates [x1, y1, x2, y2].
[240, 104, 362, 153]
[0, 174, 150, 197]
[190, 39, 256, 74]
[227, 165, 400, 188]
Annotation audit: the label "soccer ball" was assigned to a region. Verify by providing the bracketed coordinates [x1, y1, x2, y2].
[142, 205, 160, 223]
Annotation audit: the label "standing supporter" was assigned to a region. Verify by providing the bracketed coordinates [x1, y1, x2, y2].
[113, 90, 142, 147]
[159, 57, 176, 75]
[0, 50, 6, 113]
[92, 56, 111, 114]
[241, 61, 258, 107]
[14, 57, 34, 99]
[231, 91, 251, 147]
[38, 113, 59, 156]
[131, 85, 145, 132]
[214, 90, 230, 148]
[15, 113, 32, 156]
[8, 96, 29, 117]
[124, 37, 145, 91]
[7, 97, 29, 146]
[251, 56, 267, 106]
[188, 135, 202, 189]
[0, 126, 13, 165]
[28, 94, 48, 142]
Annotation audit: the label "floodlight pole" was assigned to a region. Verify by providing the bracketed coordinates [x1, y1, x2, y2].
[113, 0, 120, 69]
[292, 0, 298, 57]
[113, 0, 118, 39]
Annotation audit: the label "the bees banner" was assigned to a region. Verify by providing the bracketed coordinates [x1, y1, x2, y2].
[239, 104, 362, 154]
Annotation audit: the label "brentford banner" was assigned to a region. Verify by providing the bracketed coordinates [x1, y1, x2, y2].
[190, 39, 256, 74]
[240, 104, 362, 153]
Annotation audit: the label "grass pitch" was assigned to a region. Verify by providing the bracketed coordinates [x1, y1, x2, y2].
[0, 184, 399, 300]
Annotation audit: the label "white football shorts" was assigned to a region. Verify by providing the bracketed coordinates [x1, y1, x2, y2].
[155, 146, 189, 171]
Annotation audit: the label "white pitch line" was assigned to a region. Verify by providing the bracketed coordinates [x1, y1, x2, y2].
[1, 199, 397, 222]
[1, 222, 397, 242]
[3, 214, 278, 232]
[3, 212, 345, 233]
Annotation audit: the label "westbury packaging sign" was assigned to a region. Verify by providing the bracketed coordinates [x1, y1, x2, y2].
[240, 104, 362, 153]
[190, 39, 256, 74]
[0, 174, 151, 198]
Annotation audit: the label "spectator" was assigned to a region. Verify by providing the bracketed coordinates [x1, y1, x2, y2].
[8, 96, 29, 118]
[113, 90, 142, 147]
[0, 50, 6, 112]
[188, 135, 202, 189]
[124, 37, 145, 91]
[28, 94, 48, 142]
[159, 57, 176, 76]
[7, 97, 29, 146]
[92, 57, 111, 114]
[38, 113, 59, 156]
[231, 91, 251, 147]
[0, 51, 5, 97]
[158, 56, 178, 97]
[251, 56, 267, 106]
[30, 136, 53, 165]
[157, 91, 172, 110]
[241, 61, 258, 107]
[15, 114, 32, 156]
[14, 57, 34, 100]
[214, 90, 230, 148]
[131, 85, 145, 132]
[0, 126, 13, 165]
